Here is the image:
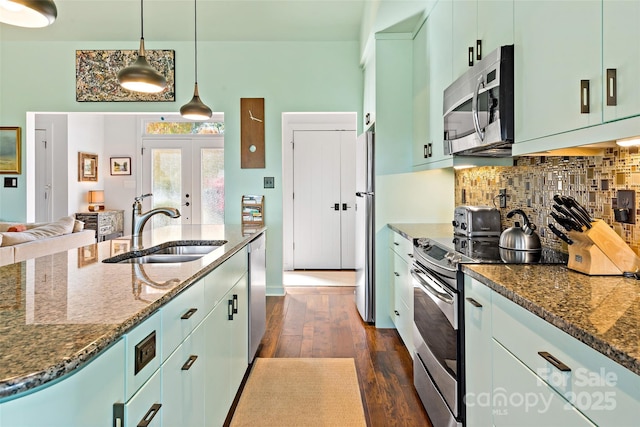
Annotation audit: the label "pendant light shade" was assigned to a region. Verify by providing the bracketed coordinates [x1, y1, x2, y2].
[0, 0, 57, 28]
[117, 0, 166, 94]
[180, 0, 212, 120]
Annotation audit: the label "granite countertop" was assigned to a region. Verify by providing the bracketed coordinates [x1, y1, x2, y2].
[463, 264, 640, 376]
[387, 223, 452, 242]
[0, 224, 265, 399]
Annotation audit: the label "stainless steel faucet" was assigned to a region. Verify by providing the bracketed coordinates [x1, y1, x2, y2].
[131, 193, 181, 250]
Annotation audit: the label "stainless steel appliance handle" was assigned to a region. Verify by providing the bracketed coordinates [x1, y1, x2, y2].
[411, 268, 454, 305]
[471, 74, 485, 141]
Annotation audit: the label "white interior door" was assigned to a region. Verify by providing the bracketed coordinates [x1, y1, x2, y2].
[34, 128, 52, 222]
[293, 131, 342, 269]
[292, 130, 356, 269]
[141, 137, 224, 227]
[340, 131, 356, 269]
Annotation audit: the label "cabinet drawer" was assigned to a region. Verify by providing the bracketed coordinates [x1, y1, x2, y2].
[125, 311, 161, 401]
[392, 252, 412, 307]
[161, 279, 205, 362]
[492, 339, 595, 427]
[492, 292, 640, 426]
[115, 368, 162, 427]
[390, 231, 414, 264]
[203, 248, 248, 313]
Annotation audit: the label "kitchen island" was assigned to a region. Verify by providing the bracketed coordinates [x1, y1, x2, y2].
[0, 224, 265, 426]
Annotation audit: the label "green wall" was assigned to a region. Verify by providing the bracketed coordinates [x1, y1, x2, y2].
[0, 39, 363, 295]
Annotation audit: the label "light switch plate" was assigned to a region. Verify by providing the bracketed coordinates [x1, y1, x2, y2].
[615, 189, 636, 224]
[264, 177, 275, 188]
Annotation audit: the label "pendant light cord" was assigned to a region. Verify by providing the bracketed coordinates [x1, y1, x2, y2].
[194, 0, 199, 84]
[140, 0, 144, 39]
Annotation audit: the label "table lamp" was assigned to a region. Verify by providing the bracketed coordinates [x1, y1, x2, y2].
[88, 190, 105, 211]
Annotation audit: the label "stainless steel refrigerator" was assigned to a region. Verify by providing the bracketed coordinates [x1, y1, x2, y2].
[355, 131, 374, 323]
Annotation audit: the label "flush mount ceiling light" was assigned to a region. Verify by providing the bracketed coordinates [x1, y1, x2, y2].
[117, 0, 166, 93]
[616, 136, 640, 147]
[0, 0, 57, 27]
[180, 0, 212, 120]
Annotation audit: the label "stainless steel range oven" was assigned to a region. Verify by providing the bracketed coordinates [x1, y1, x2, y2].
[411, 235, 568, 427]
[412, 238, 467, 427]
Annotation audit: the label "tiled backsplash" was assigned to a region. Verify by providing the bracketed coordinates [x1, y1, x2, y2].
[454, 147, 640, 254]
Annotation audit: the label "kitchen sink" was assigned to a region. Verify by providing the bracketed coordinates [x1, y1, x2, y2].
[102, 240, 226, 264]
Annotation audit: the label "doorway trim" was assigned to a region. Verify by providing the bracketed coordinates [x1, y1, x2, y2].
[281, 112, 357, 271]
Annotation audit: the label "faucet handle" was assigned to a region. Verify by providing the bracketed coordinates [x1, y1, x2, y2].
[134, 193, 153, 203]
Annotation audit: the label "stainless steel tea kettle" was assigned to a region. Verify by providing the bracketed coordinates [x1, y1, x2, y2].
[499, 209, 542, 263]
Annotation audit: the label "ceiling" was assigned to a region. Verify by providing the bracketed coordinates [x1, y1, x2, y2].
[0, 0, 369, 42]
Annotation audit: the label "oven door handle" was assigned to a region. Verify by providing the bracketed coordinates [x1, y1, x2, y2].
[410, 269, 454, 305]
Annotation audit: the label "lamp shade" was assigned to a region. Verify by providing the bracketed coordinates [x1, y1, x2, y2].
[89, 190, 104, 204]
[0, 0, 57, 28]
[180, 83, 212, 120]
[117, 38, 167, 93]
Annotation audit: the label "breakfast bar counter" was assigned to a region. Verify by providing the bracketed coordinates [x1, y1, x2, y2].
[0, 224, 265, 399]
[463, 263, 640, 376]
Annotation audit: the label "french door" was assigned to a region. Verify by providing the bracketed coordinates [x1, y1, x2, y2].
[292, 130, 356, 269]
[141, 137, 224, 227]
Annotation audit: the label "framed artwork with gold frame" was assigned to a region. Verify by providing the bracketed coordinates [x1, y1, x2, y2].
[0, 127, 21, 174]
[78, 152, 98, 182]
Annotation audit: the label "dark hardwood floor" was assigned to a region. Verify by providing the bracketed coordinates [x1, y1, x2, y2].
[254, 286, 432, 427]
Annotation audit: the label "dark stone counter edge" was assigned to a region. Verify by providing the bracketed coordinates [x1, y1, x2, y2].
[462, 266, 640, 377]
[0, 228, 266, 400]
[387, 224, 417, 241]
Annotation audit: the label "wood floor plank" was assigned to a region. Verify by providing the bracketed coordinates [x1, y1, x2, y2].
[254, 286, 432, 427]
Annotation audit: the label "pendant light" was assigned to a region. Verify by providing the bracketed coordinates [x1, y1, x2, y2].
[0, 0, 57, 28]
[180, 0, 212, 120]
[117, 0, 166, 93]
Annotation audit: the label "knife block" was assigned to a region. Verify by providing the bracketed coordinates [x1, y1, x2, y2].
[566, 219, 640, 275]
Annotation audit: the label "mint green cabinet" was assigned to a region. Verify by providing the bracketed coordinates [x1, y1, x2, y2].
[0, 340, 125, 427]
[452, 0, 477, 79]
[463, 278, 492, 427]
[492, 340, 595, 426]
[204, 273, 249, 427]
[514, 0, 602, 144]
[121, 369, 162, 427]
[162, 322, 206, 427]
[602, 0, 640, 123]
[389, 231, 414, 356]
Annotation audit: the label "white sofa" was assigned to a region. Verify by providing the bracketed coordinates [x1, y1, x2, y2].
[0, 216, 96, 267]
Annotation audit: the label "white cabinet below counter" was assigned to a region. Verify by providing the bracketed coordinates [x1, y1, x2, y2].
[389, 230, 415, 357]
[464, 275, 640, 427]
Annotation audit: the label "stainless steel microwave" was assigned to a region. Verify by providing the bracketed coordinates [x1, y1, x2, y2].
[443, 44, 514, 157]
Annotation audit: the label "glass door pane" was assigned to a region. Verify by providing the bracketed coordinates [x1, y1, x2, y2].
[199, 147, 224, 224]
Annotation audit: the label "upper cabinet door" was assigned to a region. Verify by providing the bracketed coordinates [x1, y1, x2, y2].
[514, 0, 602, 144]
[452, 0, 477, 79]
[602, 0, 640, 123]
[477, 0, 514, 57]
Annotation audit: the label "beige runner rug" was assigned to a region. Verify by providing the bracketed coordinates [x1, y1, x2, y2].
[230, 357, 367, 427]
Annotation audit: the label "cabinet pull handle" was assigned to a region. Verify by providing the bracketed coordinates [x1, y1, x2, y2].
[476, 39, 482, 60]
[468, 46, 474, 66]
[580, 80, 590, 113]
[606, 68, 617, 106]
[466, 297, 482, 308]
[232, 294, 239, 314]
[394, 272, 400, 277]
[228, 299, 234, 320]
[538, 351, 571, 372]
[181, 308, 198, 320]
[137, 403, 162, 427]
[393, 242, 399, 246]
[408, 253, 414, 258]
[333, 203, 340, 211]
[394, 310, 400, 316]
[181, 355, 198, 371]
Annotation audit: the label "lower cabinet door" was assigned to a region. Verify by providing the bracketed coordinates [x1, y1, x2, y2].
[229, 273, 248, 391]
[120, 369, 162, 427]
[492, 340, 595, 427]
[162, 324, 205, 427]
[203, 291, 234, 427]
[0, 340, 125, 427]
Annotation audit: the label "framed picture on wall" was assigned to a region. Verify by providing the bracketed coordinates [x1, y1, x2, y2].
[78, 152, 98, 182]
[0, 127, 21, 174]
[110, 157, 131, 175]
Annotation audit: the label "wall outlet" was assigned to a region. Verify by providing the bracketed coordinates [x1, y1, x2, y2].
[499, 188, 507, 208]
[264, 177, 275, 189]
[614, 189, 635, 224]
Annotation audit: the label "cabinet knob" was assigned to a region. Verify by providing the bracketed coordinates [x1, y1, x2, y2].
[606, 68, 617, 106]
[580, 80, 590, 114]
[394, 272, 400, 277]
[394, 310, 400, 316]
